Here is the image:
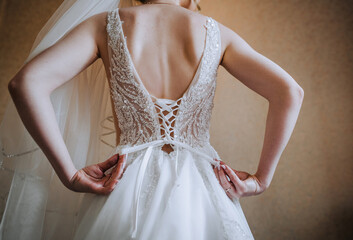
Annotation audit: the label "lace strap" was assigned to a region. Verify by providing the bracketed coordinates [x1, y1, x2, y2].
[204, 17, 221, 73]
[106, 9, 122, 46]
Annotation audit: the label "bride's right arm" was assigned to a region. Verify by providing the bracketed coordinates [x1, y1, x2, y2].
[217, 22, 304, 196]
[7, 12, 119, 194]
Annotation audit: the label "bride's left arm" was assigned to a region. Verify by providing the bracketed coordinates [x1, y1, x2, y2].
[7, 12, 121, 194]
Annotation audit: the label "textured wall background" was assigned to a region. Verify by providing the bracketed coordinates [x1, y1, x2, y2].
[0, 0, 352, 239]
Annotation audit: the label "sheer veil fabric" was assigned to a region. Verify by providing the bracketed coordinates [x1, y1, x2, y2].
[0, 0, 136, 238]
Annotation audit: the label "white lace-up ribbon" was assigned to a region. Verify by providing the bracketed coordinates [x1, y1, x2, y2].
[116, 139, 220, 239]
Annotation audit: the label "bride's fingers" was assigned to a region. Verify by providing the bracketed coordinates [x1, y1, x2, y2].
[223, 165, 245, 195]
[213, 165, 221, 184]
[90, 182, 114, 195]
[219, 161, 247, 180]
[101, 174, 111, 184]
[115, 154, 127, 179]
[218, 167, 235, 192]
[120, 154, 127, 171]
[90, 173, 117, 195]
[218, 166, 230, 187]
[218, 167, 238, 199]
[104, 154, 126, 187]
[97, 153, 119, 172]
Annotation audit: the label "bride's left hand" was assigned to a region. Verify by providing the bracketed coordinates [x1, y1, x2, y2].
[213, 161, 264, 199]
[68, 154, 127, 195]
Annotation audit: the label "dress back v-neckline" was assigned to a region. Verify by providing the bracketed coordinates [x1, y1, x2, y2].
[116, 9, 210, 103]
[107, 8, 221, 146]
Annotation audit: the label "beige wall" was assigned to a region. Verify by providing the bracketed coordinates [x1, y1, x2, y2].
[0, 0, 352, 239]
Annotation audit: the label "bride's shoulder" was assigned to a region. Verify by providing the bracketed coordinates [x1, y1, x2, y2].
[77, 11, 110, 28]
[79, 11, 115, 34]
[180, 10, 220, 29]
[68, 11, 112, 47]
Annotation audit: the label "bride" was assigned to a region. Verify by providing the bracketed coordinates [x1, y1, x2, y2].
[0, 0, 304, 239]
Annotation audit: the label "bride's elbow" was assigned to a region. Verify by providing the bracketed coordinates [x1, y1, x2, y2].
[8, 77, 22, 94]
[8, 71, 36, 95]
[287, 83, 304, 105]
[270, 82, 304, 107]
[8, 79, 32, 105]
[289, 84, 304, 105]
[294, 84, 304, 102]
[8, 78, 26, 97]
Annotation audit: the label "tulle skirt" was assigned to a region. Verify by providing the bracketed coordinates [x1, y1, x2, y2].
[73, 145, 254, 240]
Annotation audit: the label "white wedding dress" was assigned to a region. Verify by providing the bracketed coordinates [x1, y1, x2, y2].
[71, 8, 254, 240]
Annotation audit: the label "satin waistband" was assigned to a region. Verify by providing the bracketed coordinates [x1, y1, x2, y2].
[116, 139, 219, 164]
[114, 139, 220, 239]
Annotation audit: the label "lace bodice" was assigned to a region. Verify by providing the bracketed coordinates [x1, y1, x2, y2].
[106, 8, 221, 148]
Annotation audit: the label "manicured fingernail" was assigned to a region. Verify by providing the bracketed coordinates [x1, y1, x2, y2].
[221, 165, 226, 169]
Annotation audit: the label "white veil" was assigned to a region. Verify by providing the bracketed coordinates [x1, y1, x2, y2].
[0, 0, 137, 238]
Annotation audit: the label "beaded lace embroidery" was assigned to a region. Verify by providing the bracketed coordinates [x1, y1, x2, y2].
[106, 9, 220, 148]
[107, 10, 159, 146]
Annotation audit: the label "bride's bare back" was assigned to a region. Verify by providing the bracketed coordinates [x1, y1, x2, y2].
[99, 4, 223, 100]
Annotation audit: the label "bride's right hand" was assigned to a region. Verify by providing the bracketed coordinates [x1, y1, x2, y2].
[68, 154, 127, 195]
[213, 160, 266, 199]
